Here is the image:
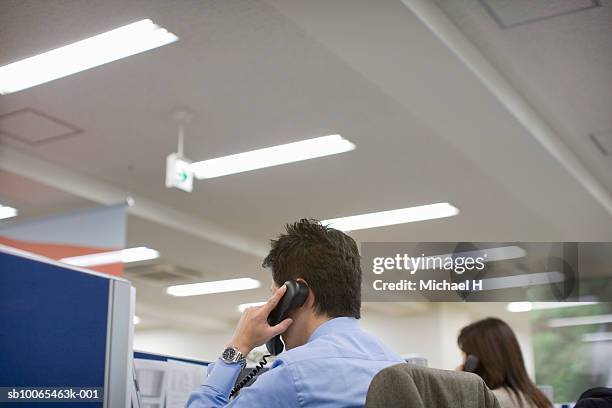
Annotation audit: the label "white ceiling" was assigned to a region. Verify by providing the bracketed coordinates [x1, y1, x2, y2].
[1, 0, 611, 331]
[433, 0, 612, 195]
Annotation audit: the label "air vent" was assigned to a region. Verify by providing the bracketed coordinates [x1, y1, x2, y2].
[480, 0, 601, 29]
[125, 263, 205, 286]
[590, 131, 612, 156]
[0, 108, 82, 145]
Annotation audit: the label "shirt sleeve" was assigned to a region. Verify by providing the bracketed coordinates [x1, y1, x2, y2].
[185, 359, 300, 408]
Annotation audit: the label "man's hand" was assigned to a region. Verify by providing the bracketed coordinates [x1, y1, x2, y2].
[229, 285, 294, 356]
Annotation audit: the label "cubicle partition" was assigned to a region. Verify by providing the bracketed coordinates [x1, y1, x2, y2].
[133, 351, 210, 408]
[0, 245, 134, 407]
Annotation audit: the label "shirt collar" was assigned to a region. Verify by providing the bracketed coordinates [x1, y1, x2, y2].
[308, 316, 359, 342]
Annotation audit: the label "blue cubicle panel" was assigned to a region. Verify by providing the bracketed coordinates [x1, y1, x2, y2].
[0, 246, 133, 408]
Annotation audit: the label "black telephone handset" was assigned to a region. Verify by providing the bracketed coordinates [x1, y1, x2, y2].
[230, 280, 308, 398]
[463, 354, 479, 373]
[265, 280, 309, 355]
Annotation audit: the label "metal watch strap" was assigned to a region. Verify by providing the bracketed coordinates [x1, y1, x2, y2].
[222, 346, 246, 368]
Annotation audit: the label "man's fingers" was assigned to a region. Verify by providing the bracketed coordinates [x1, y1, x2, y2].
[269, 317, 293, 336]
[260, 284, 287, 314]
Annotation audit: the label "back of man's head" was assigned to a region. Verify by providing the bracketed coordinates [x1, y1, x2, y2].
[263, 218, 362, 319]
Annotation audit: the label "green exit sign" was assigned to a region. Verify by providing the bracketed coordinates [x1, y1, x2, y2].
[165, 153, 194, 192]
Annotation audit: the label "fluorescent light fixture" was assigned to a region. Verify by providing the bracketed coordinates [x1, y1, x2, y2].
[507, 301, 599, 313]
[167, 278, 261, 297]
[481, 271, 564, 291]
[323, 202, 459, 232]
[121, 247, 160, 263]
[583, 332, 612, 343]
[507, 302, 533, 313]
[133, 315, 141, 325]
[238, 301, 267, 313]
[60, 246, 159, 267]
[548, 314, 612, 328]
[191, 134, 355, 179]
[452, 246, 526, 262]
[0, 19, 178, 94]
[423, 245, 526, 270]
[0, 205, 18, 220]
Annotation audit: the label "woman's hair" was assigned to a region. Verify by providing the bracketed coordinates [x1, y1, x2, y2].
[458, 317, 551, 408]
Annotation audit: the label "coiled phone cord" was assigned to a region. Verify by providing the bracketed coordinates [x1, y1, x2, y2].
[229, 354, 271, 398]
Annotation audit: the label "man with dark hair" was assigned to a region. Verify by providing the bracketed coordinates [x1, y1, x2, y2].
[186, 219, 403, 407]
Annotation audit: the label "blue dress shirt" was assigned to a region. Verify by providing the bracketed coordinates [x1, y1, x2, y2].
[185, 317, 404, 407]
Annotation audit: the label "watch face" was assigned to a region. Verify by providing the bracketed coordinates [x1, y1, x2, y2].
[223, 348, 236, 360]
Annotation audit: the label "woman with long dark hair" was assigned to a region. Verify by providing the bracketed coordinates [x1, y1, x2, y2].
[457, 317, 551, 408]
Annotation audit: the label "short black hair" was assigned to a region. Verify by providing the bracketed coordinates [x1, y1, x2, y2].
[263, 219, 362, 318]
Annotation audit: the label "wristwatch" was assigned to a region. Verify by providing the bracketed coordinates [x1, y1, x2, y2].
[221, 346, 246, 368]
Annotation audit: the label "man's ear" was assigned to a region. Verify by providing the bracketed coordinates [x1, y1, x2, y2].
[304, 288, 315, 309]
[295, 278, 314, 309]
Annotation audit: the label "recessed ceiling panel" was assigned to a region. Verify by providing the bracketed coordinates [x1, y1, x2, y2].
[480, 0, 601, 28]
[590, 131, 612, 156]
[0, 108, 82, 145]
